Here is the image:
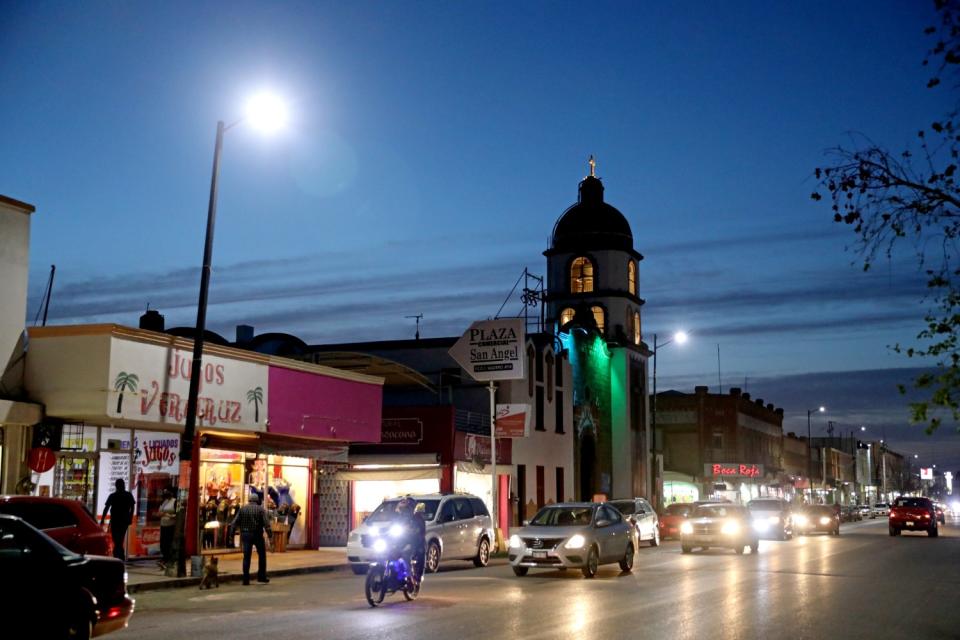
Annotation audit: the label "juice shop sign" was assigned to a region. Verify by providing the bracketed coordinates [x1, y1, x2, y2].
[109, 339, 268, 431]
[134, 432, 180, 472]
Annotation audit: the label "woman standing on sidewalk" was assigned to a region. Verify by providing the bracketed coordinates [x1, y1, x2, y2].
[158, 488, 177, 569]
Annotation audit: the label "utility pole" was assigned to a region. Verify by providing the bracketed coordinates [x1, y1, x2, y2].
[405, 314, 423, 340]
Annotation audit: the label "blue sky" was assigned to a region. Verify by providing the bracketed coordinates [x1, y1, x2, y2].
[1, 1, 957, 467]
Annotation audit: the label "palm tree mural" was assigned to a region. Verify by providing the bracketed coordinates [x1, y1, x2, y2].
[114, 372, 139, 414]
[247, 386, 263, 423]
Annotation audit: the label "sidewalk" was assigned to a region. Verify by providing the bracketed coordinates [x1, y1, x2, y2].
[126, 547, 349, 593]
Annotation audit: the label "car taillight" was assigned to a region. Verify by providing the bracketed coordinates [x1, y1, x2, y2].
[889, 509, 898, 517]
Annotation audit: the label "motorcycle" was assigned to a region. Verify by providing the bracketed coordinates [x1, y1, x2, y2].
[364, 522, 422, 607]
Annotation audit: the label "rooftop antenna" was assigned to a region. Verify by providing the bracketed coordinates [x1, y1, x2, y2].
[716, 344, 722, 394]
[32, 265, 56, 327]
[405, 314, 423, 340]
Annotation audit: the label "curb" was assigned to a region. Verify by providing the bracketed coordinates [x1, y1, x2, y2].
[128, 563, 347, 593]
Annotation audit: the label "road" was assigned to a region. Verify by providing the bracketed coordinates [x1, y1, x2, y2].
[123, 517, 959, 640]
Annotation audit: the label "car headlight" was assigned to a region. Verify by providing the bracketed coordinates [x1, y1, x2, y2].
[721, 521, 740, 536]
[564, 534, 586, 549]
[794, 515, 808, 526]
[509, 535, 523, 548]
[680, 522, 694, 535]
[389, 524, 405, 538]
[372, 539, 387, 553]
[768, 515, 780, 524]
[819, 517, 831, 525]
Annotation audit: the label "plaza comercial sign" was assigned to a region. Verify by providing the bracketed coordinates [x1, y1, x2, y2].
[704, 463, 764, 479]
[448, 318, 526, 382]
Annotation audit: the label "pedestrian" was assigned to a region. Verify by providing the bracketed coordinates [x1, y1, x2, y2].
[158, 487, 177, 569]
[230, 493, 272, 585]
[100, 479, 136, 561]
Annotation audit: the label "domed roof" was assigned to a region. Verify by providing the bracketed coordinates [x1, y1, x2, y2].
[550, 175, 633, 253]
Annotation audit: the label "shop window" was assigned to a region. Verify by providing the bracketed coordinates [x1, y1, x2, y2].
[559, 307, 575, 328]
[570, 257, 594, 293]
[545, 353, 554, 402]
[527, 345, 536, 396]
[633, 311, 641, 345]
[591, 306, 605, 333]
[535, 386, 545, 431]
[556, 467, 565, 503]
[628, 260, 637, 296]
[555, 390, 565, 433]
[536, 466, 545, 509]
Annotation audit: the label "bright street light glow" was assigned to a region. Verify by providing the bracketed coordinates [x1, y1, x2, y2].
[818, 406, 826, 413]
[674, 331, 689, 345]
[246, 92, 288, 133]
[861, 426, 866, 431]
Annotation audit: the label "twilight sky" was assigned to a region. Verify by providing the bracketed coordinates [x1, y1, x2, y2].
[1, 1, 957, 468]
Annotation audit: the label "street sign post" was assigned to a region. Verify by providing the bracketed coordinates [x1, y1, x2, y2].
[449, 318, 526, 549]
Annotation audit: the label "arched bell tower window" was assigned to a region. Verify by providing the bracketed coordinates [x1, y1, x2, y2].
[570, 257, 594, 293]
[527, 345, 536, 397]
[559, 307, 575, 328]
[633, 311, 641, 345]
[591, 306, 605, 333]
[628, 260, 637, 296]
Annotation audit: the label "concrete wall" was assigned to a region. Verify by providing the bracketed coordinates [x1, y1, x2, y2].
[0, 196, 34, 393]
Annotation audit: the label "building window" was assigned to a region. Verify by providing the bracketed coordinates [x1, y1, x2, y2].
[570, 257, 594, 293]
[555, 354, 563, 387]
[535, 348, 544, 382]
[633, 311, 641, 345]
[527, 345, 535, 397]
[712, 428, 723, 450]
[556, 467, 565, 503]
[536, 386, 545, 431]
[628, 260, 637, 296]
[536, 465, 545, 509]
[559, 307, 575, 327]
[591, 306, 605, 333]
[545, 353, 554, 402]
[555, 390, 565, 433]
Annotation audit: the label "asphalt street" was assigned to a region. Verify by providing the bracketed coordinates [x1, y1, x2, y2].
[122, 517, 960, 640]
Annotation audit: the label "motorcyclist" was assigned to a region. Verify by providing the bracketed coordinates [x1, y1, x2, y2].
[395, 496, 427, 588]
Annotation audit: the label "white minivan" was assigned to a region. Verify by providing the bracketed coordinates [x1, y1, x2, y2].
[346, 493, 494, 575]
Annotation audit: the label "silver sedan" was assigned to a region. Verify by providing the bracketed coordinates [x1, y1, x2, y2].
[508, 502, 637, 578]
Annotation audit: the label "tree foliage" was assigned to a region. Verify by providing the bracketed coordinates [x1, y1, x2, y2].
[812, 0, 960, 433]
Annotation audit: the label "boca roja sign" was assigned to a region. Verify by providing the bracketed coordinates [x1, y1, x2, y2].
[705, 463, 764, 479]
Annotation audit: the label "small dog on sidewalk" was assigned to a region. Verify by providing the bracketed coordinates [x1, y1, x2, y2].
[199, 556, 219, 589]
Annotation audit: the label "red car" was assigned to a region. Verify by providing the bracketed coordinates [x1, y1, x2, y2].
[889, 496, 939, 537]
[659, 503, 695, 539]
[0, 496, 112, 556]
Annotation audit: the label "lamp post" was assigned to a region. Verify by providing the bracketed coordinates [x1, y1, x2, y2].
[806, 406, 825, 503]
[172, 92, 287, 577]
[650, 330, 688, 508]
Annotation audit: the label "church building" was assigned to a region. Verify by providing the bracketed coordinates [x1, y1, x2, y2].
[543, 160, 652, 503]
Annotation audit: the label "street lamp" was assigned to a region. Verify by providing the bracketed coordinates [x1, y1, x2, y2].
[173, 92, 287, 577]
[650, 330, 689, 508]
[806, 406, 825, 502]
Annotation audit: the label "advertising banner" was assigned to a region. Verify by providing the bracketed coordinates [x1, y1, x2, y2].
[495, 404, 530, 438]
[449, 318, 526, 382]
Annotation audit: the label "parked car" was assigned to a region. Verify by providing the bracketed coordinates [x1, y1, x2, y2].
[346, 493, 493, 575]
[0, 495, 112, 556]
[658, 503, 695, 540]
[680, 503, 759, 555]
[840, 505, 862, 522]
[0, 514, 134, 638]
[508, 502, 637, 578]
[871, 502, 890, 518]
[795, 505, 840, 535]
[609, 497, 660, 547]
[857, 504, 872, 519]
[889, 496, 939, 537]
[747, 498, 794, 540]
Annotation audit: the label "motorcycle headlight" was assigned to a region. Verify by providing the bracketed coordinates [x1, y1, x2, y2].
[372, 539, 387, 553]
[794, 515, 808, 526]
[819, 517, 831, 525]
[768, 515, 780, 524]
[509, 535, 523, 548]
[389, 524, 405, 538]
[680, 522, 694, 535]
[564, 534, 586, 549]
[721, 521, 740, 536]
[368, 526, 380, 537]
[753, 520, 769, 532]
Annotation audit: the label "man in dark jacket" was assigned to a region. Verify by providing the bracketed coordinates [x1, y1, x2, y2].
[231, 494, 273, 585]
[100, 479, 136, 561]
